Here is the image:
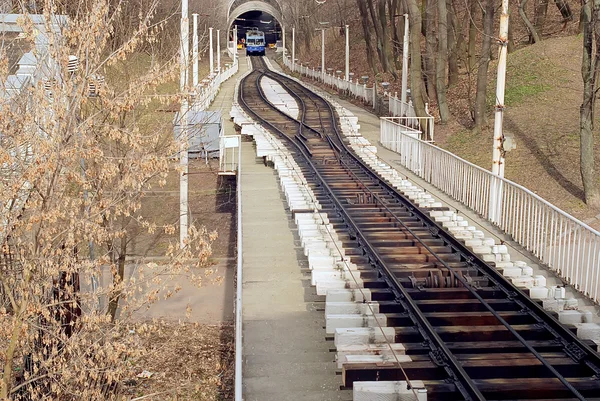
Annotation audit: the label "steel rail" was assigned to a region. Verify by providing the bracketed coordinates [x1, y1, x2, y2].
[240, 61, 485, 401]
[270, 63, 600, 384]
[240, 57, 600, 399]
[281, 72, 600, 397]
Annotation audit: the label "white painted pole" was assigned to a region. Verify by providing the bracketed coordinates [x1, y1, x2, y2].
[282, 26, 286, 57]
[489, 0, 509, 222]
[321, 28, 325, 78]
[192, 13, 199, 86]
[292, 26, 295, 71]
[234, 25, 238, 62]
[233, 137, 243, 401]
[401, 14, 409, 116]
[209, 27, 214, 75]
[217, 29, 221, 73]
[345, 25, 349, 81]
[179, 0, 189, 248]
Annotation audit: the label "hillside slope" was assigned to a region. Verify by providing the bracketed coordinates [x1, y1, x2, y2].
[441, 36, 600, 227]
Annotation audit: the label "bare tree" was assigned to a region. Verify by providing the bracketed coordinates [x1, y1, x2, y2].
[436, 0, 450, 122]
[579, 0, 600, 207]
[474, 0, 495, 129]
[0, 0, 216, 398]
[406, 0, 429, 120]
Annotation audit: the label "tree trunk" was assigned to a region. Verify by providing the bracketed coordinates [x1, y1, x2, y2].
[533, 0, 550, 40]
[379, 0, 398, 78]
[579, 0, 600, 207]
[447, 0, 460, 86]
[508, 10, 516, 52]
[468, 0, 478, 72]
[436, 0, 450, 122]
[107, 234, 127, 322]
[424, 0, 437, 101]
[390, 0, 403, 71]
[555, 0, 573, 21]
[357, 0, 379, 73]
[367, 0, 392, 74]
[474, 0, 495, 129]
[406, 0, 429, 120]
[520, 0, 541, 43]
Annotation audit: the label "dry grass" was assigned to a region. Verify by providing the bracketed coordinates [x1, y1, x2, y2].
[121, 321, 234, 401]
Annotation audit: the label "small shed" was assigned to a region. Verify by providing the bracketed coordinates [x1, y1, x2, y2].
[173, 110, 222, 159]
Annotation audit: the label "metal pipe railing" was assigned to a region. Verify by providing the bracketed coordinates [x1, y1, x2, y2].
[282, 56, 375, 108]
[380, 117, 600, 303]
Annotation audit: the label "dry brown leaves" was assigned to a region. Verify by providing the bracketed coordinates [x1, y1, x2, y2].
[121, 321, 234, 401]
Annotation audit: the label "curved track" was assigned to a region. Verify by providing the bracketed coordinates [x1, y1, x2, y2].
[239, 57, 600, 401]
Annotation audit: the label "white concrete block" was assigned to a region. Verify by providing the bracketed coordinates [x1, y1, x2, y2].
[326, 313, 387, 334]
[559, 310, 583, 324]
[500, 266, 522, 278]
[533, 275, 547, 287]
[511, 276, 534, 288]
[334, 327, 396, 347]
[521, 266, 534, 276]
[326, 289, 372, 303]
[464, 239, 483, 247]
[576, 323, 600, 341]
[528, 286, 549, 299]
[325, 302, 379, 315]
[354, 381, 427, 401]
[482, 238, 496, 246]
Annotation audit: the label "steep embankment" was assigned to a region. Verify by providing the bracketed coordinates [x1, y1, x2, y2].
[442, 36, 600, 227]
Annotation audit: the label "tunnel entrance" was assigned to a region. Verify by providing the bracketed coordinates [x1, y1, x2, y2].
[231, 10, 281, 47]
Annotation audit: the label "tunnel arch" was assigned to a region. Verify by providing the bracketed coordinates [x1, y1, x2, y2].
[227, 0, 283, 30]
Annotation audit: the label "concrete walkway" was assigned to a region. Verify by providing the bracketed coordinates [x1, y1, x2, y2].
[239, 66, 346, 398]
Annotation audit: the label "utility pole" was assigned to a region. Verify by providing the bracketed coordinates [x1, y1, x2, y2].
[401, 14, 409, 115]
[345, 25, 349, 81]
[217, 29, 221, 73]
[209, 26, 214, 75]
[234, 25, 238, 63]
[489, 0, 509, 223]
[192, 13, 198, 86]
[292, 26, 295, 71]
[282, 26, 286, 58]
[179, 0, 189, 248]
[321, 28, 325, 78]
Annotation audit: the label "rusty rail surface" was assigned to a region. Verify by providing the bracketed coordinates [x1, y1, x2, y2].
[238, 56, 600, 401]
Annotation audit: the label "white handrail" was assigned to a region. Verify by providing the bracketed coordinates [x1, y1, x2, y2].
[282, 55, 376, 108]
[380, 117, 600, 302]
[192, 55, 239, 111]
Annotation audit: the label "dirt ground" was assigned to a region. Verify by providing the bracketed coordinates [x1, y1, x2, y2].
[122, 321, 234, 401]
[117, 56, 237, 400]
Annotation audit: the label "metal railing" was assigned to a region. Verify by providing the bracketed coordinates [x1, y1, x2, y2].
[192, 56, 238, 111]
[219, 134, 241, 174]
[282, 55, 376, 108]
[388, 94, 435, 141]
[380, 117, 600, 303]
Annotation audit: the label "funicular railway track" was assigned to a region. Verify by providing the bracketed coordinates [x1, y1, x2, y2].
[239, 56, 600, 400]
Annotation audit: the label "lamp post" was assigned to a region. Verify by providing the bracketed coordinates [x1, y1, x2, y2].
[179, 0, 189, 248]
[292, 26, 295, 71]
[282, 26, 286, 57]
[234, 25, 238, 62]
[401, 14, 409, 115]
[192, 13, 198, 86]
[345, 25, 349, 81]
[217, 29, 221, 73]
[489, 0, 510, 223]
[209, 26, 214, 75]
[321, 28, 325, 78]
